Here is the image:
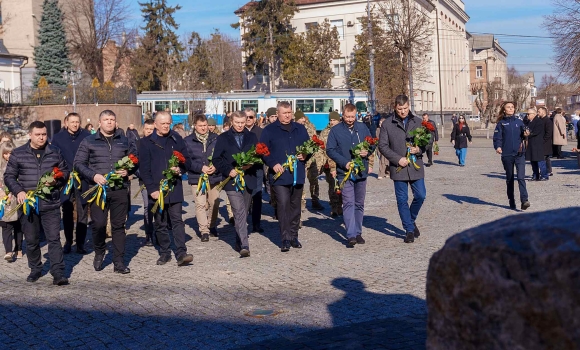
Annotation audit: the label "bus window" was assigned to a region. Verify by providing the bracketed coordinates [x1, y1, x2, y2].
[241, 100, 259, 111]
[296, 99, 314, 113]
[355, 101, 367, 113]
[315, 99, 334, 113]
[155, 101, 170, 112]
[171, 101, 188, 114]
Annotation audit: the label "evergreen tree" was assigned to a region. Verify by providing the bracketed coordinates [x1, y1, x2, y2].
[131, 0, 183, 92]
[33, 0, 72, 87]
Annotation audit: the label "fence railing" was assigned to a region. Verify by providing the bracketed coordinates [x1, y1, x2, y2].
[0, 86, 137, 106]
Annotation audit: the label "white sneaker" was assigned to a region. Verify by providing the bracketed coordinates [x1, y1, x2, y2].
[4, 253, 13, 262]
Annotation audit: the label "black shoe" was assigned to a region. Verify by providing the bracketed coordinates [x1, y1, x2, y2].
[63, 244, 72, 254]
[348, 237, 357, 247]
[239, 247, 250, 258]
[156, 255, 172, 265]
[209, 227, 219, 237]
[76, 247, 87, 255]
[252, 226, 264, 233]
[114, 266, 131, 274]
[549, 172, 553, 176]
[311, 201, 324, 210]
[290, 238, 302, 248]
[521, 201, 530, 210]
[529, 177, 538, 181]
[229, 217, 235, 225]
[272, 214, 278, 220]
[144, 236, 153, 247]
[26, 271, 41, 283]
[177, 254, 193, 266]
[201, 234, 209, 242]
[281, 240, 291, 252]
[330, 212, 338, 218]
[404, 232, 415, 243]
[93, 254, 105, 271]
[540, 177, 549, 181]
[356, 235, 365, 244]
[52, 275, 69, 286]
[413, 225, 421, 238]
[425, 163, 431, 167]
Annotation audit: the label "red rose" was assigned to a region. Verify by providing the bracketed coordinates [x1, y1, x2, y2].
[53, 167, 64, 179]
[173, 151, 186, 164]
[422, 121, 436, 132]
[128, 154, 138, 164]
[256, 143, 270, 157]
[335, 189, 341, 195]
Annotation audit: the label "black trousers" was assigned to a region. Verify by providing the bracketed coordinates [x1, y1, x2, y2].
[545, 155, 552, 173]
[90, 188, 128, 268]
[62, 191, 88, 248]
[20, 208, 64, 277]
[272, 185, 303, 241]
[501, 155, 528, 203]
[552, 145, 563, 158]
[251, 189, 262, 228]
[152, 201, 187, 259]
[425, 145, 433, 164]
[2, 220, 22, 253]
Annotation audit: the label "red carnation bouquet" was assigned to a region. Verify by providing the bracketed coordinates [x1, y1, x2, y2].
[152, 151, 186, 213]
[83, 154, 138, 209]
[274, 135, 325, 181]
[397, 121, 434, 172]
[339, 136, 378, 188]
[215, 143, 270, 192]
[5, 167, 65, 217]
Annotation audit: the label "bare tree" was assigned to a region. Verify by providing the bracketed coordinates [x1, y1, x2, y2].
[544, 0, 580, 83]
[377, 0, 434, 111]
[64, 0, 136, 84]
[537, 74, 574, 110]
[506, 67, 531, 112]
[471, 82, 501, 135]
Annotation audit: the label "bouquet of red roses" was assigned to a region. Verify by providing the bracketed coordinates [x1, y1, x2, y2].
[274, 136, 325, 183]
[397, 121, 434, 172]
[339, 136, 378, 189]
[5, 167, 65, 217]
[214, 143, 270, 193]
[152, 151, 186, 213]
[83, 154, 138, 209]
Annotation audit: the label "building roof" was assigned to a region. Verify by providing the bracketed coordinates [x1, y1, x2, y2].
[235, 0, 347, 15]
[467, 33, 508, 57]
[0, 40, 28, 60]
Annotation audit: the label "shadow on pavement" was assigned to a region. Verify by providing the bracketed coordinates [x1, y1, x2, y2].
[442, 194, 512, 210]
[363, 216, 407, 239]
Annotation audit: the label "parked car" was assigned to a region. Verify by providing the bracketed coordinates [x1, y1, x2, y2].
[467, 115, 480, 122]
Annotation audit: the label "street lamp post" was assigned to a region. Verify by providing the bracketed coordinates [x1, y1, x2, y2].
[63, 69, 82, 112]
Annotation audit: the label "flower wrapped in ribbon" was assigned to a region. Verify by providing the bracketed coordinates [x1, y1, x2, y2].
[63, 171, 82, 196]
[0, 188, 10, 219]
[214, 143, 270, 193]
[334, 178, 341, 195]
[5, 167, 65, 218]
[82, 154, 138, 209]
[396, 122, 432, 172]
[196, 155, 214, 195]
[338, 136, 378, 188]
[274, 136, 325, 183]
[151, 151, 185, 213]
[433, 142, 440, 155]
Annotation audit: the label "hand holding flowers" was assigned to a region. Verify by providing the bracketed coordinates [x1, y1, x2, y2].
[214, 143, 270, 192]
[151, 151, 185, 213]
[6, 167, 65, 217]
[83, 154, 138, 209]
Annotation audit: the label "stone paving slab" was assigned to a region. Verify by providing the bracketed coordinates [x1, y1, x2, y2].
[0, 139, 576, 349]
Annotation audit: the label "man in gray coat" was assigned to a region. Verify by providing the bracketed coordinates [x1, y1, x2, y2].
[378, 95, 426, 243]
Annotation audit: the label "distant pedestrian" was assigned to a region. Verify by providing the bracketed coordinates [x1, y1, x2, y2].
[552, 107, 567, 159]
[538, 107, 553, 176]
[450, 115, 472, 167]
[451, 113, 458, 125]
[524, 108, 547, 181]
[422, 113, 438, 166]
[126, 123, 140, 145]
[493, 101, 530, 211]
[375, 118, 389, 179]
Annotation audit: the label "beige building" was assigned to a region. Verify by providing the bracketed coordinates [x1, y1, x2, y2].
[235, 0, 472, 115]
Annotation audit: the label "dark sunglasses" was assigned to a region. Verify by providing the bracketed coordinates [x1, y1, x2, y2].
[247, 116, 255, 119]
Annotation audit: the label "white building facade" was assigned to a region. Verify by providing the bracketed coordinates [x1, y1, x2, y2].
[235, 0, 472, 115]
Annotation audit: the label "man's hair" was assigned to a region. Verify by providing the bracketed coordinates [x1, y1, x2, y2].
[99, 110, 116, 120]
[555, 107, 563, 114]
[343, 103, 357, 113]
[65, 112, 81, 122]
[394, 95, 409, 107]
[231, 111, 246, 120]
[28, 121, 47, 132]
[538, 106, 548, 114]
[527, 108, 537, 114]
[193, 113, 207, 125]
[277, 101, 292, 111]
[144, 119, 155, 126]
[172, 123, 184, 130]
[244, 107, 255, 115]
[422, 113, 429, 117]
[155, 110, 172, 121]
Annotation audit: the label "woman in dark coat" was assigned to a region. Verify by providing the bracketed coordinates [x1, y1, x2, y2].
[450, 115, 472, 166]
[524, 109, 547, 181]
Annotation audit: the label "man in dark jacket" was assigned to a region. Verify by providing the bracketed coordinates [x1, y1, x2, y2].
[74, 110, 137, 274]
[184, 114, 222, 242]
[327, 103, 374, 247]
[135, 119, 156, 246]
[139, 111, 193, 266]
[524, 109, 547, 181]
[245, 108, 264, 233]
[51, 112, 91, 254]
[378, 95, 426, 244]
[213, 111, 261, 257]
[422, 113, 438, 166]
[260, 102, 310, 252]
[4, 121, 69, 285]
[538, 107, 553, 176]
[126, 123, 140, 145]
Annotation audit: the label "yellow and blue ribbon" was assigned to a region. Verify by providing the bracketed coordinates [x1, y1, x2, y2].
[0, 194, 8, 219]
[196, 174, 210, 195]
[152, 178, 173, 214]
[233, 169, 245, 193]
[275, 155, 298, 185]
[64, 171, 82, 195]
[22, 191, 39, 216]
[86, 172, 112, 210]
[340, 162, 361, 189]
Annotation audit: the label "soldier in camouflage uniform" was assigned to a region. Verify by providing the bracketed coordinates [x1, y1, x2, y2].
[207, 118, 220, 134]
[295, 110, 324, 210]
[320, 112, 343, 216]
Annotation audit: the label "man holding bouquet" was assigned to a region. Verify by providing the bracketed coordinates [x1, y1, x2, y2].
[378, 95, 426, 244]
[260, 102, 310, 252]
[4, 121, 69, 285]
[139, 111, 194, 266]
[326, 104, 375, 247]
[74, 110, 137, 273]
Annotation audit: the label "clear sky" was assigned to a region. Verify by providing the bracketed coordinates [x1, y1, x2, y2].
[129, 0, 557, 83]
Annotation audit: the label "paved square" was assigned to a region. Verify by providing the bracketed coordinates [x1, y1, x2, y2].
[0, 138, 575, 349]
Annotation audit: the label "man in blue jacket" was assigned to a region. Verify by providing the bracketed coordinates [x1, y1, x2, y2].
[51, 112, 90, 254]
[4, 121, 69, 285]
[260, 102, 310, 252]
[327, 103, 374, 247]
[139, 111, 194, 266]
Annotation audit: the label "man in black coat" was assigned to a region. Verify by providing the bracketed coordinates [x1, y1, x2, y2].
[139, 111, 194, 266]
[126, 123, 140, 145]
[74, 110, 137, 274]
[213, 111, 261, 257]
[51, 112, 91, 254]
[135, 119, 156, 246]
[525, 109, 547, 181]
[538, 107, 553, 177]
[244, 108, 264, 233]
[422, 113, 438, 166]
[4, 121, 69, 285]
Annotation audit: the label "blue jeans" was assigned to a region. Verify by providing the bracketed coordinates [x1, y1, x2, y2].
[341, 179, 367, 238]
[394, 179, 427, 233]
[455, 148, 467, 165]
[501, 155, 528, 203]
[531, 160, 548, 180]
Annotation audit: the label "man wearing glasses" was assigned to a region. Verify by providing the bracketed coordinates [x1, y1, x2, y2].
[245, 108, 264, 233]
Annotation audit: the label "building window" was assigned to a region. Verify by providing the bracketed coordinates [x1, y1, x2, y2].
[331, 19, 344, 40]
[333, 58, 346, 77]
[476, 66, 483, 79]
[356, 17, 364, 34]
[296, 99, 314, 113]
[494, 91, 499, 100]
[305, 22, 318, 31]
